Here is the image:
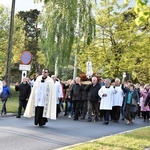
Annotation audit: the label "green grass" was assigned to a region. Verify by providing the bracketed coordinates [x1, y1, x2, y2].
[0, 85, 19, 113]
[65, 127, 150, 150]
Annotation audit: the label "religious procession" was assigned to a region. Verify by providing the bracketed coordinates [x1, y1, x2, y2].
[1, 66, 149, 128]
[0, 1, 150, 149]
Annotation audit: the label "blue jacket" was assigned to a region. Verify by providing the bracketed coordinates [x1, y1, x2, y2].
[1, 85, 11, 100]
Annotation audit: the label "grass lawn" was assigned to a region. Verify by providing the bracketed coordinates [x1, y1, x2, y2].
[0, 85, 19, 113]
[65, 127, 150, 150]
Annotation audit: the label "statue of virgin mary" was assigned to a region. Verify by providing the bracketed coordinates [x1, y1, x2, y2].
[86, 58, 93, 78]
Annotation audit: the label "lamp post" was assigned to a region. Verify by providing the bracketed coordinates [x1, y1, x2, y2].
[5, 0, 16, 86]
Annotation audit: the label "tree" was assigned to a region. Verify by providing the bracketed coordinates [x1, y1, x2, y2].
[124, 0, 150, 26]
[17, 9, 43, 73]
[78, 1, 150, 83]
[36, 0, 95, 76]
[12, 16, 25, 64]
[0, 5, 10, 79]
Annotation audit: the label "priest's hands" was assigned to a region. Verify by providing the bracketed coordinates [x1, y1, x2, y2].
[102, 94, 107, 97]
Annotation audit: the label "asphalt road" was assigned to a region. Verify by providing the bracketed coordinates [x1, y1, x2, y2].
[0, 114, 149, 150]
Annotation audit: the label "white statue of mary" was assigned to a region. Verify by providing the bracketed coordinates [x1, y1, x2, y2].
[86, 58, 93, 78]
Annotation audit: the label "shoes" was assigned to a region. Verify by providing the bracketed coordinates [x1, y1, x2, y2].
[121, 118, 124, 121]
[64, 113, 68, 116]
[94, 118, 99, 122]
[114, 120, 119, 123]
[80, 117, 85, 120]
[68, 115, 71, 118]
[87, 119, 92, 122]
[103, 121, 109, 125]
[126, 120, 130, 125]
[73, 118, 78, 121]
[131, 119, 134, 123]
[16, 115, 21, 118]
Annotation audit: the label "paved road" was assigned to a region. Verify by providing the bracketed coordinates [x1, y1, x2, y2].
[0, 114, 149, 150]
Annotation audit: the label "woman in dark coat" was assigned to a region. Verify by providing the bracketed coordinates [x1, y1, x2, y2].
[69, 77, 83, 120]
[122, 83, 140, 125]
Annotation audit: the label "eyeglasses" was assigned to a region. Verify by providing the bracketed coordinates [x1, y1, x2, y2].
[44, 71, 48, 73]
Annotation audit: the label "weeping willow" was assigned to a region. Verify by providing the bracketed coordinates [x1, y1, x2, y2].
[35, 0, 95, 69]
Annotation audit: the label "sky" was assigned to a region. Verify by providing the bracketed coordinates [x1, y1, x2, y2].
[0, 0, 43, 12]
[0, 0, 135, 12]
[0, 0, 149, 13]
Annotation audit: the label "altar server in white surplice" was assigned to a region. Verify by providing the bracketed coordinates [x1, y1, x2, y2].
[98, 78, 117, 125]
[112, 78, 124, 122]
[24, 69, 56, 127]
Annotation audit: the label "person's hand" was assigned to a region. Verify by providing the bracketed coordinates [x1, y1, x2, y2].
[124, 83, 128, 87]
[15, 82, 19, 86]
[123, 72, 126, 78]
[59, 97, 62, 100]
[114, 89, 117, 94]
[103, 94, 107, 97]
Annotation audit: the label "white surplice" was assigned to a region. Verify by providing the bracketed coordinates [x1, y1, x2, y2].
[98, 86, 116, 110]
[113, 85, 124, 107]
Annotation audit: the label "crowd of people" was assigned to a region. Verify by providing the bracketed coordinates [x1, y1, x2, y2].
[0, 69, 150, 127]
[58, 76, 150, 125]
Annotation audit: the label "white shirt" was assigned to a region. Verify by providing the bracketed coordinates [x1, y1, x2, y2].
[54, 81, 63, 104]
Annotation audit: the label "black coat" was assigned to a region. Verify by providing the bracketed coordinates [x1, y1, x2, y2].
[15, 82, 31, 101]
[81, 84, 88, 101]
[69, 83, 83, 101]
[85, 83, 101, 102]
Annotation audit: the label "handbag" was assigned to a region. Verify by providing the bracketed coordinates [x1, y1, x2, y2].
[131, 98, 137, 106]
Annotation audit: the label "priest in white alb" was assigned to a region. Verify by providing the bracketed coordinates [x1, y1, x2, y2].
[24, 69, 56, 127]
